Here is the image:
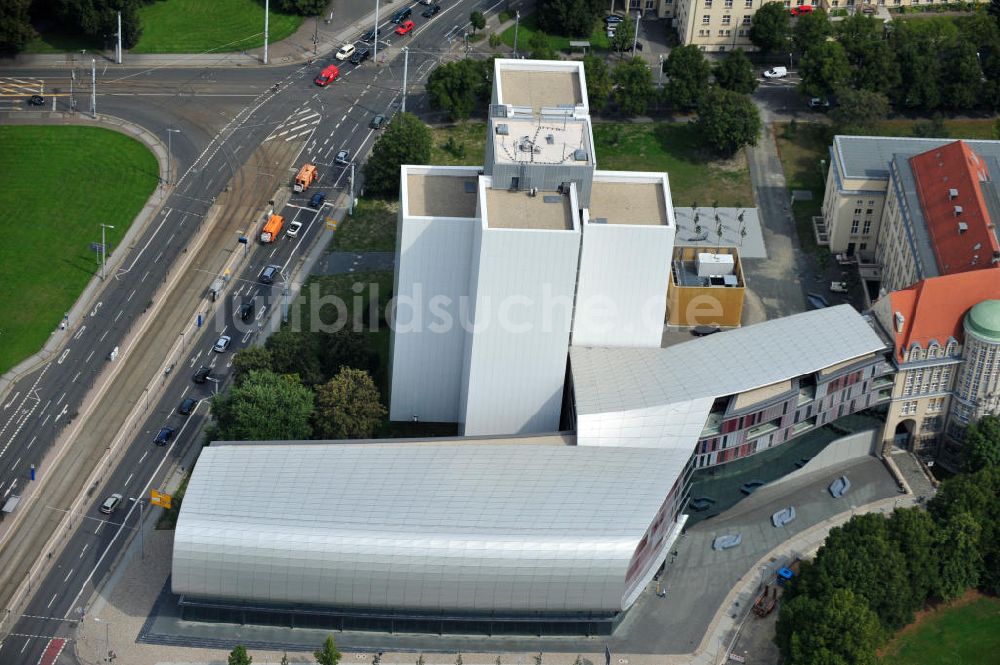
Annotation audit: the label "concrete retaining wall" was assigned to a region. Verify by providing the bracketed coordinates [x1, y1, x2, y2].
[769, 429, 878, 489]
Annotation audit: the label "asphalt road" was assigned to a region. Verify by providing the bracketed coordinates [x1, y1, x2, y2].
[0, 0, 501, 663]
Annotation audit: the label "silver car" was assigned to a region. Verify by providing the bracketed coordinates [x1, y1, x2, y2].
[213, 335, 232, 353]
[99, 493, 123, 515]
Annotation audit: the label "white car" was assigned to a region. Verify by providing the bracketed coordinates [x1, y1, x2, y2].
[336, 43, 356, 60]
[763, 66, 788, 79]
[287, 220, 303, 238]
[213, 335, 232, 353]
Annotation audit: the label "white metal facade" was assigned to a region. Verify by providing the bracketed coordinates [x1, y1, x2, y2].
[389, 166, 478, 423]
[172, 442, 677, 613]
[460, 179, 582, 435]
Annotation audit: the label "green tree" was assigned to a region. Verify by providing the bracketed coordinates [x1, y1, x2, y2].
[528, 30, 557, 59]
[664, 44, 711, 109]
[314, 368, 387, 440]
[536, 0, 603, 37]
[0, 0, 33, 53]
[890, 17, 959, 110]
[232, 346, 274, 385]
[887, 507, 940, 606]
[428, 59, 491, 121]
[276, 0, 328, 14]
[964, 415, 1000, 471]
[792, 6, 830, 53]
[315, 636, 342, 665]
[612, 57, 655, 116]
[281, 654, 290, 665]
[318, 329, 373, 379]
[990, 0, 1000, 25]
[713, 49, 758, 95]
[470, 10, 486, 34]
[942, 41, 983, 110]
[609, 14, 636, 55]
[912, 114, 948, 138]
[837, 14, 899, 94]
[829, 86, 889, 135]
[229, 645, 252, 665]
[583, 55, 612, 111]
[55, 0, 143, 48]
[212, 370, 314, 441]
[363, 112, 432, 196]
[265, 329, 323, 386]
[695, 88, 761, 156]
[776, 589, 883, 665]
[798, 41, 850, 99]
[936, 511, 983, 600]
[749, 1, 791, 53]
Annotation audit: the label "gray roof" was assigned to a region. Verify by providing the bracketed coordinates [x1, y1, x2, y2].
[173, 442, 683, 613]
[889, 154, 939, 280]
[571, 305, 886, 448]
[834, 135, 1000, 180]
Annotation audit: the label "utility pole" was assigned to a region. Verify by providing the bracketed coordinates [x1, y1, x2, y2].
[100, 223, 114, 280]
[513, 11, 520, 57]
[70, 69, 75, 113]
[313, 15, 319, 54]
[115, 12, 122, 64]
[349, 163, 355, 215]
[263, 0, 270, 64]
[401, 47, 409, 112]
[658, 53, 664, 86]
[373, 0, 380, 64]
[91, 58, 96, 119]
[632, 11, 640, 57]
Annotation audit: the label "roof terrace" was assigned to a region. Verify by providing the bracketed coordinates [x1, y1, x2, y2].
[484, 188, 574, 231]
[589, 180, 668, 226]
[406, 173, 479, 218]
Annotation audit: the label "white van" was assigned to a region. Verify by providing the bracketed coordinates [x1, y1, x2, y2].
[764, 66, 788, 79]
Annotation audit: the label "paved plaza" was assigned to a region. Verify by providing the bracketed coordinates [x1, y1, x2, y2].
[672, 208, 766, 260]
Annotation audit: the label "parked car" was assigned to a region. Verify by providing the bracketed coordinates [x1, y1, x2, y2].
[28, 94, 44, 106]
[391, 7, 412, 23]
[829, 475, 852, 498]
[809, 96, 831, 110]
[771, 506, 797, 528]
[692, 324, 721, 337]
[740, 480, 766, 495]
[606, 26, 616, 38]
[790, 4, 814, 15]
[763, 66, 788, 79]
[335, 43, 356, 60]
[309, 192, 326, 208]
[361, 26, 381, 42]
[807, 292, 830, 309]
[422, 4, 441, 18]
[830, 281, 848, 293]
[395, 20, 415, 35]
[153, 426, 176, 446]
[335, 149, 350, 165]
[605, 14, 624, 24]
[99, 493, 123, 515]
[178, 397, 198, 415]
[420, 0, 434, 5]
[193, 366, 212, 383]
[314, 64, 340, 86]
[238, 298, 256, 323]
[369, 114, 387, 130]
[287, 220, 304, 237]
[213, 335, 232, 353]
[712, 533, 742, 551]
[259, 264, 280, 285]
[350, 47, 371, 65]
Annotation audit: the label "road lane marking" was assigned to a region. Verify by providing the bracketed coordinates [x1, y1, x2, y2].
[85, 350, 95, 363]
[56, 349, 70, 365]
[63, 568, 73, 583]
[142, 270, 149, 282]
[20, 639, 28, 653]
[47, 593, 57, 608]
[10, 457, 20, 471]
[79, 544, 88, 558]
[27, 435, 36, 450]
[139, 451, 148, 464]
[124, 473, 133, 488]
[114, 310, 123, 323]
[72, 372, 80, 383]
[73, 325, 86, 340]
[3, 392, 19, 410]
[40, 414, 50, 428]
[55, 392, 66, 406]
[116, 209, 172, 277]
[127, 289, 135, 302]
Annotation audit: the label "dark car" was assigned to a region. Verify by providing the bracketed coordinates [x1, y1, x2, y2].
[309, 191, 327, 208]
[259, 264, 280, 285]
[193, 366, 212, 383]
[153, 426, 176, 446]
[362, 26, 382, 42]
[238, 298, 255, 323]
[350, 47, 371, 65]
[391, 6, 412, 23]
[422, 4, 441, 17]
[369, 114, 387, 130]
[605, 14, 624, 24]
[178, 397, 198, 415]
[28, 94, 44, 106]
[807, 292, 830, 310]
[692, 324, 721, 337]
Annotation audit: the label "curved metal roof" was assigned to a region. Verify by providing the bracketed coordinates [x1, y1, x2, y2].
[173, 441, 681, 613]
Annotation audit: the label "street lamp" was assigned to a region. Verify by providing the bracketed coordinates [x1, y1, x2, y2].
[513, 11, 520, 58]
[165, 128, 180, 186]
[99, 224, 114, 280]
[658, 53, 664, 86]
[789, 52, 793, 70]
[93, 617, 115, 663]
[632, 11, 641, 57]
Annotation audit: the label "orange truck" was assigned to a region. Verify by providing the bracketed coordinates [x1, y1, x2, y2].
[293, 163, 318, 192]
[260, 214, 284, 243]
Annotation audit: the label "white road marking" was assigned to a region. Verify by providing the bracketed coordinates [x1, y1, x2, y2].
[124, 473, 133, 488]
[55, 392, 66, 406]
[10, 456, 20, 471]
[57, 349, 70, 365]
[139, 450, 148, 464]
[63, 568, 74, 583]
[85, 349, 95, 363]
[26, 435, 36, 451]
[73, 325, 86, 340]
[46, 594, 57, 609]
[114, 310, 123, 323]
[2, 392, 19, 410]
[72, 372, 80, 382]
[141, 270, 149, 283]
[79, 544, 89, 558]
[127, 289, 136, 302]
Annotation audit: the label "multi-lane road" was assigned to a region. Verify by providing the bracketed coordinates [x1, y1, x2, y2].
[0, 0, 503, 662]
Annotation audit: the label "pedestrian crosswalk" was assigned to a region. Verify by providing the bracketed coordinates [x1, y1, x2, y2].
[0, 77, 45, 111]
[264, 106, 321, 143]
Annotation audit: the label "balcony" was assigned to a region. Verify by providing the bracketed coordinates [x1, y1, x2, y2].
[746, 418, 780, 440]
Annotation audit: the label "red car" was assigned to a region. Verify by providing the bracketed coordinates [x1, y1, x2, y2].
[790, 4, 814, 15]
[395, 20, 415, 35]
[314, 65, 340, 86]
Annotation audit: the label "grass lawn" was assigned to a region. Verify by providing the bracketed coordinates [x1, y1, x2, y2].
[592, 122, 754, 208]
[774, 122, 831, 256]
[327, 199, 397, 253]
[429, 123, 487, 166]
[0, 126, 157, 375]
[131, 0, 302, 53]
[882, 594, 1000, 665]
[500, 13, 611, 52]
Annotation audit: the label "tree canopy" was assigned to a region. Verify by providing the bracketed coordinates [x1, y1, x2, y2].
[232, 346, 274, 386]
[313, 368, 387, 440]
[792, 7, 831, 54]
[228, 645, 253, 665]
[829, 86, 889, 135]
[427, 59, 491, 121]
[363, 112, 432, 197]
[798, 41, 850, 99]
[609, 14, 636, 55]
[470, 10, 486, 34]
[612, 57, 655, 116]
[749, 2, 791, 53]
[315, 636, 342, 665]
[713, 49, 758, 95]
[695, 87, 760, 155]
[583, 55, 612, 111]
[964, 414, 1000, 471]
[212, 369, 314, 441]
[0, 0, 33, 53]
[777, 589, 883, 665]
[664, 44, 711, 110]
[536, 0, 603, 37]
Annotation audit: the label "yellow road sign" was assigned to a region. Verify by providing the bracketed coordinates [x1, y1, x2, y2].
[150, 489, 172, 509]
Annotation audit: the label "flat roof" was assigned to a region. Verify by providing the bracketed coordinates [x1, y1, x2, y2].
[498, 70, 583, 111]
[492, 117, 592, 166]
[484, 188, 573, 231]
[406, 173, 478, 218]
[589, 181, 667, 226]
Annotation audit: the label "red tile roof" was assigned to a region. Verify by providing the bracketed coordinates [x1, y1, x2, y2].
[887, 269, 1000, 360]
[909, 140, 1000, 276]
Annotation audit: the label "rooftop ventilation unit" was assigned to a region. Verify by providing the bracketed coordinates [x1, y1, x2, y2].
[529, 187, 538, 197]
[495, 124, 509, 135]
[974, 242, 983, 251]
[573, 149, 588, 161]
[545, 134, 555, 144]
[958, 221, 969, 234]
[949, 188, 959, 199]
[894, 311, 905, 333]
[954, 206, 964, 216]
